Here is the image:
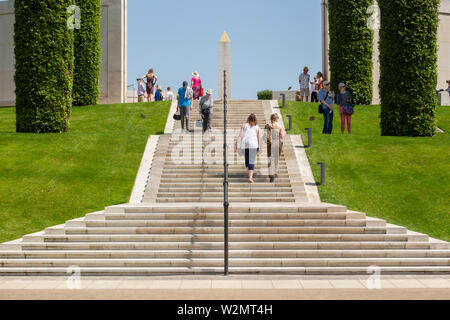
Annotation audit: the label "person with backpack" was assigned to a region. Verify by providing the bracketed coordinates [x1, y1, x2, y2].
[336, 82, 353, 134]
[177, 81, 193, 133]
[319, 81, 334, 134]
[199, 89, 214, 133]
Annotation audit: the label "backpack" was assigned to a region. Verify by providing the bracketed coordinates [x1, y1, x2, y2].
[184, 87, 193, 100]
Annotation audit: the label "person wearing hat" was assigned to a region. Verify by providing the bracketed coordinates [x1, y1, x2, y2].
[154, 85, 163, 101]
[191, 71, 203, 100]
[199, 89, 214, 133]
[319, 80, 334, 134]
[137, 78, 146, 103]
[336, 82, 353, 134]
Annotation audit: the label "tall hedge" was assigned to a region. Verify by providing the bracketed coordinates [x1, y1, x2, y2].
[15, 0, 74, 133]
[378, 0, 439, 136]
[328, 0, 374, 105]
[73, 0, 101, 106]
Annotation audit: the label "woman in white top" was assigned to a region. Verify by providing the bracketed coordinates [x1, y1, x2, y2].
[235, 114, 262, 184]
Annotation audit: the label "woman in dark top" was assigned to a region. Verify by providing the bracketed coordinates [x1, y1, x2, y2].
[142, 68, 158, 102]
[336, 82, 353, 134]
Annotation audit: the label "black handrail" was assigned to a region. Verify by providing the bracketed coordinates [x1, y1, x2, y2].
[223, 70, 229, 276]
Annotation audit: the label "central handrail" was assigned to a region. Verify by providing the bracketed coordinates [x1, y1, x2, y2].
[223, 70, 229, 276]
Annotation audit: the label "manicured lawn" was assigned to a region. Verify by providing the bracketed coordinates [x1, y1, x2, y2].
[0, 102, 171, 242]
[281, 102, 450, 241]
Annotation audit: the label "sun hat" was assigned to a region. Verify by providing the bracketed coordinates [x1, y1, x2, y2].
[338, 82, 346, 88]
[323, 80, 330, 85]
[192, 70, 199, 77]
[206, 89, 213, 95]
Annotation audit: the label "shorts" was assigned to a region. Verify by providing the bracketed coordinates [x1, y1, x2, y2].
[300, 88, 310, 97]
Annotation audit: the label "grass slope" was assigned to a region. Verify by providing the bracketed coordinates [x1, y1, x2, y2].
[0, 102, 171, 242]
[281, 102, 450, 241]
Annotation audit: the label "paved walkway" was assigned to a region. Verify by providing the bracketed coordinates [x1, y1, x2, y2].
[0, 275, 449, 299]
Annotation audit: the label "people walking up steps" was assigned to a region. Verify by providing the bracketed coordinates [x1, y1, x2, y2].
[200, 89, 214, 133]
[265, 113, 286, 183]
[177, 81, 193, 133]
[236, 114, 262, 184]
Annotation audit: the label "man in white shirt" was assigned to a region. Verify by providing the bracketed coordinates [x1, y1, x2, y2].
[165, 87, 174, 101]
[298, 66, 311, 102]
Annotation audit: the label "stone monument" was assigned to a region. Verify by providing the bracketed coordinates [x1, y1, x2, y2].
[218, 31, 232, 100]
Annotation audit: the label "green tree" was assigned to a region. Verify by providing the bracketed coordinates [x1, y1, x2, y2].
[73, 0, 101, 106]
[378, 0, 439, 136]
[15, 0, 74, 133]
[328, 0, 374, 105]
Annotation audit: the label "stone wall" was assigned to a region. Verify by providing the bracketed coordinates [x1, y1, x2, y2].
[0, 0, 127, 106]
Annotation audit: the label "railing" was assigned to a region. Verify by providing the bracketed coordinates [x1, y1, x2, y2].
[127, 84, 137, 103]
[223, 70, 229, 276]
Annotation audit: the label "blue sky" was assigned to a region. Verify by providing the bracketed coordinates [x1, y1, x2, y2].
[128, 0, 323, 99]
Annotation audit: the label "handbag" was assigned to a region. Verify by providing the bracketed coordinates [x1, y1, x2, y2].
[200, 88, 204, 97]
[195, 120, 203, 128]
[173, 107, 181, 121]
[318, 91, 329, 114]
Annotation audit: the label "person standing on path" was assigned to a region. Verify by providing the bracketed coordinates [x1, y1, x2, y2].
[199, 89, 214, 133]
[165, 87, 174, 101]
[191, 71, 203, 100]
[177, 81, 193, 133]
[137, 78, 146, 103]
[142, 68, 158, 102]
[265, 113, 286, 183]
[319, 81, 334, 134]
[298, 67, 311, 102]
[336, 82, 353, 134]
[236, 114, 262, 184]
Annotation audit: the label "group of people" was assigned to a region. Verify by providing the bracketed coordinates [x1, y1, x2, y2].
[299, 66, 353, 135]
[137, 69, 174, 103]
[137, 68, 207, 103]
[175, 71, 213, 134]
[234, 113, 286, 184]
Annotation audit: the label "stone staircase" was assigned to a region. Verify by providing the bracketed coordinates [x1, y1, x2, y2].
[0, 100, 448, 276]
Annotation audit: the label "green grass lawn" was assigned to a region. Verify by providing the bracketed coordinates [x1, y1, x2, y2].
[0, 102, 171, 242]
[281, 102, 450, 241]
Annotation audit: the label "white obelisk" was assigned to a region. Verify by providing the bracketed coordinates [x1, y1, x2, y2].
[218, 31, 231, 100]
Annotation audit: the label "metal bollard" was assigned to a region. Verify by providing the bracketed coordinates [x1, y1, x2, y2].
[304, 128, 312, 148]
[287, 115, 292, 131]
[317, 162, 325, 185]
[280, 93, 286, 108]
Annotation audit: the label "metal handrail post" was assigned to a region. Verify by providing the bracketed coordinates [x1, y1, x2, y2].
[223, 70, 229, 276]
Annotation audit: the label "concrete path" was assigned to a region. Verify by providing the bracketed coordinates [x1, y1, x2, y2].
[0, 275, 449, 300]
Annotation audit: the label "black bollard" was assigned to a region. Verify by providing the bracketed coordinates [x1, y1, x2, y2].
[287, 115, 292, 131]
[280, 93, 286, 108]
[304, 128, 312, 148]
[317, 162, 325, 185]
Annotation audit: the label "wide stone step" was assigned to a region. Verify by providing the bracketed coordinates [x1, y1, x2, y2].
[157, 183, 293, 188]
[20, 241, 435, 251]
[1, 250, 449, 259]
[0, 258, 448, 268]
[156, 192, 294, 198]
[155, 197, 297, 203]
[24, 233, 426, 243]
[2, 266, 449, 276]
[81, 219, 368, 228]
[157, 187, 294, 193]
[59, 226, 386, 235]
[159, 178, 293, 183]
[104, 212, 349, 220]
